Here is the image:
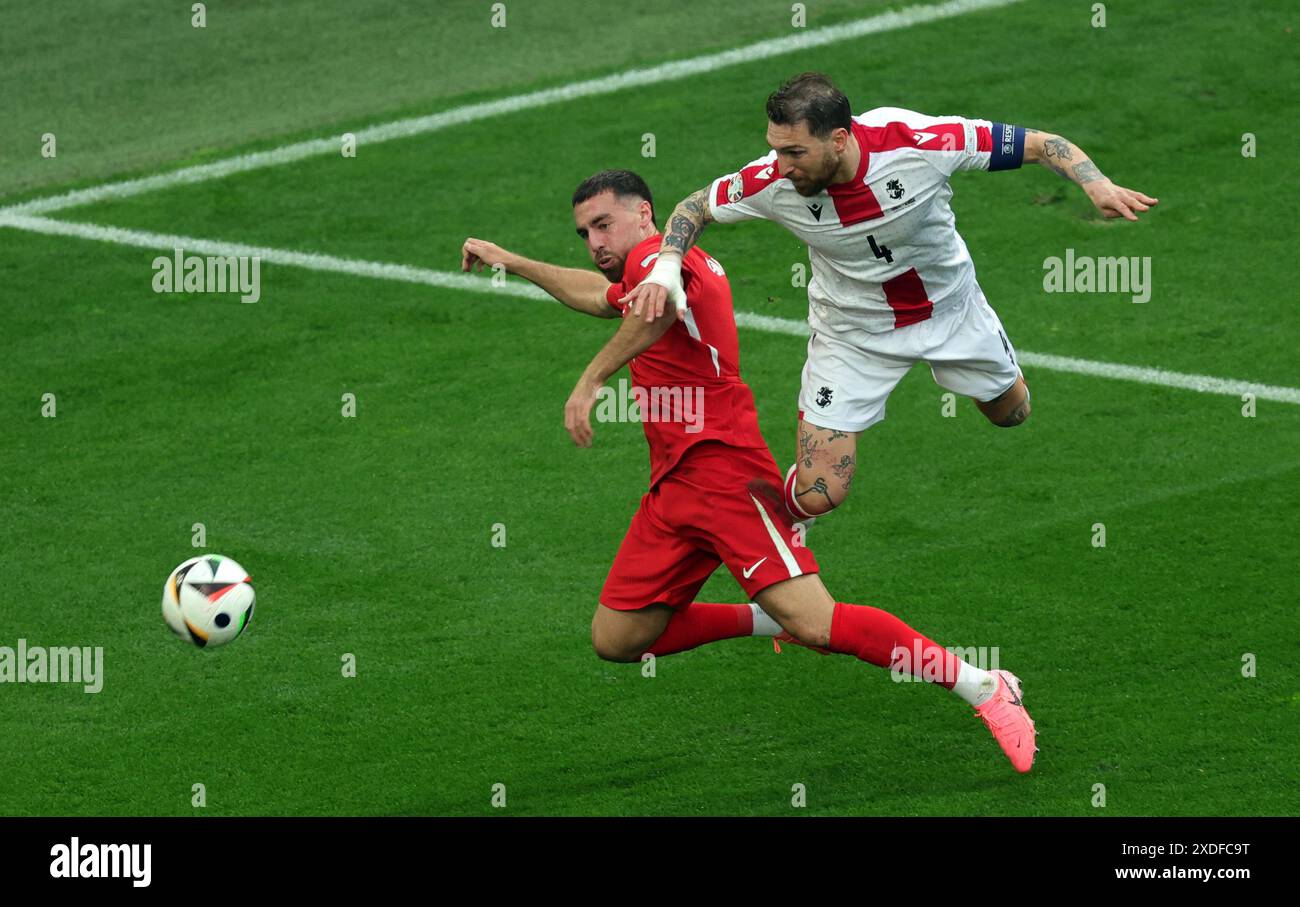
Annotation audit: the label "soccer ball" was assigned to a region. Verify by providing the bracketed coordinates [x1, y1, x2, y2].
[162, 555, 256, 648]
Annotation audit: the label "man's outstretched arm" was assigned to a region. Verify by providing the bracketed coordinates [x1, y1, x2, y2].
[1022, 129, 1158, 221]
[563, 305, 675, 447]
[461, 237, 617, 318]
[618, 185, 715, 323]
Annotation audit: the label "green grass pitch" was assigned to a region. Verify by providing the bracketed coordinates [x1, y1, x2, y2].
[1, 0, 1296, 816]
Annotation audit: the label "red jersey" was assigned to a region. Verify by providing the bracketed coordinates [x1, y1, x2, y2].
[605, 235, 768, 487]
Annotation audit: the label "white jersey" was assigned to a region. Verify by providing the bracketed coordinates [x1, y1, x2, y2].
[707, 107, 1026, 335]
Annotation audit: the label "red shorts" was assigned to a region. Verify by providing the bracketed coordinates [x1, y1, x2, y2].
[599, 441, 820, 611]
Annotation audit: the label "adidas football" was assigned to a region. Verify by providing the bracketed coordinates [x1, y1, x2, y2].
[162, 555, 255, 648]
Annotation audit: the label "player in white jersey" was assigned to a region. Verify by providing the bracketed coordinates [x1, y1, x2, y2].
[620, 72, 1157, 520]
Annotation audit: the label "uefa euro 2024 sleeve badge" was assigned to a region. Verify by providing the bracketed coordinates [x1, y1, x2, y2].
[727, 172, 744, 204]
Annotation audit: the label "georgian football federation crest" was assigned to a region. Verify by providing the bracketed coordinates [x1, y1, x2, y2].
[816, 386, 834, 408]
[886, 179, 905, 200]
[727, 173, 744, 204]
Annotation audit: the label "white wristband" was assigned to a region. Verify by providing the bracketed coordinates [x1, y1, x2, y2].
[643, 254, 688, 313]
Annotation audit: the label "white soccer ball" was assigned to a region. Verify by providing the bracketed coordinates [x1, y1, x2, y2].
[162, 555, 256, 648]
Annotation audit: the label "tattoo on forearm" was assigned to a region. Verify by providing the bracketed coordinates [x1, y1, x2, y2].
[1072, 160, 1104, 184]
[1044, 137, 1073, 162]
[665, 213, 698, 255]
[681, 189, 707, 220]
[1040, 134, 1105, 185]
[663, 189, 710, 255]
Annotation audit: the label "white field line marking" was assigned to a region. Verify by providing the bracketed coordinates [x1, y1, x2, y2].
[0, 214, 546, 301]
[0, 0, 1026, 217]
[6, 213, 1297, 406]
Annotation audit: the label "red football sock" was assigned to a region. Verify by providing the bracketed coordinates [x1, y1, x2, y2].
[645, 602, 753, 657]
[826, 601, 961, 689]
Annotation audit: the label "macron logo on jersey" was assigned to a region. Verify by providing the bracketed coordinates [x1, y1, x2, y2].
[913, 131, 938, 145]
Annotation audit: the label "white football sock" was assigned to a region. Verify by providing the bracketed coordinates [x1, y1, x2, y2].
[953, 661, 998, 707]
[748, 602, 782, 637]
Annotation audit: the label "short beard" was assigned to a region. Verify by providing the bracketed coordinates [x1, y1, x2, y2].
[599, 262, 625, 282]
[792, 179, 829, 197]
[793, 149, 843, 196]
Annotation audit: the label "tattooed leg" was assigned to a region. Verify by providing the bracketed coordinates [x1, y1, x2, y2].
[791, 420, 860, 515]
[795, 477, 834, 513]
[975, 374, 1032, 427]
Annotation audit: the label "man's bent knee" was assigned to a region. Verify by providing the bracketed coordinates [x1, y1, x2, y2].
[591, 604, 665, 663]
[992, 395, 1031, 427]
[794, 464, 853, 515]
[979, 379, 1031, 427]
[591, 619, 643, 663]
[593, 641, 643, 663]
[792, 422, 859, 516]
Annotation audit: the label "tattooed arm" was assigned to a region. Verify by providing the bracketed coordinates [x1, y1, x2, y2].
[794, 423, 857, 514]
[661, 186, 715, 259]
[617, 185, 715, 323]
[1023, 129, 1158, 221]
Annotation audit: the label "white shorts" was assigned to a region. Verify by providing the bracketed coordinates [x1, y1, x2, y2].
[798, 295, 1021, 432]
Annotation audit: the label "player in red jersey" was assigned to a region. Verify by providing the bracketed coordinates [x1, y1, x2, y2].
[461, 170, 1036, 772]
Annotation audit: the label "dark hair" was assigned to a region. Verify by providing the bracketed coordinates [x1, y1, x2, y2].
[766, 72, 852, 139]
[572, 169, 656, 226]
